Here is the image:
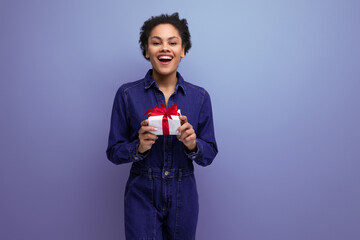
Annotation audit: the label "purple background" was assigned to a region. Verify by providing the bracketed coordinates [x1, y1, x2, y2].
[1, 0, 360, 239]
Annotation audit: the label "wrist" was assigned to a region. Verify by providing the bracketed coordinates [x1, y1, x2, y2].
[138, 144, 148, 154]
[186, 141, 197, 152]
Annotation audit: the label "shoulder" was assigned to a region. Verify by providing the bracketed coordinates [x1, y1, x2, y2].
[183, 80, 204, 92]
[114, 78, 146, 99]
[182, 80, 212, 103]
[118, 78, 146, 93]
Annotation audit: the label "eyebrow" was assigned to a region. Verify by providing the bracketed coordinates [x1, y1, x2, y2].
[150, 36, 179, 41]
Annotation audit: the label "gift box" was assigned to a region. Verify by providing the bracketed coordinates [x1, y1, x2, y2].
[145, 103, 181, 135]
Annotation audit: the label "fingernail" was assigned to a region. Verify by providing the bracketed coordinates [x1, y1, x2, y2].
[154, 128, 158, 131]
[176, 130, 179, 134]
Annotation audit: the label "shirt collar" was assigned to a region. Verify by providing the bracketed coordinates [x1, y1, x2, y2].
[144, 69, 186, 95]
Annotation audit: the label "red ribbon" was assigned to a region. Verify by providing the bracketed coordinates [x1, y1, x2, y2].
[145, 103, 180, 135]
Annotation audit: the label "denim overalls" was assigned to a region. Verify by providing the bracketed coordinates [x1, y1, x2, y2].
[106, 70, 218, 239]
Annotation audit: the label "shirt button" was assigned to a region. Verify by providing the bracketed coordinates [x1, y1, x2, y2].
[164, 171, 169, 176]
[134, 156, 139, 160]
[192, 156, 196, 159]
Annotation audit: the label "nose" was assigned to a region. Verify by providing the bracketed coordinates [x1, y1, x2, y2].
[160, 43, 170, 52]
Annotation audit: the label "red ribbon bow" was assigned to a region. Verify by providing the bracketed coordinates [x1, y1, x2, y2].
[145, 103, 180, 135]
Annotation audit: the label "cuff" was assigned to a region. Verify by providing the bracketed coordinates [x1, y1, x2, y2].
[129, 139, 149, 162]
[184, 139, 202, 161]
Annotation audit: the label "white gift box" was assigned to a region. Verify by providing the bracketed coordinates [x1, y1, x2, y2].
[148, 110, 181, 135]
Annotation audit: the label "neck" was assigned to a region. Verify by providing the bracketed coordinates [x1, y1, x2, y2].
[152, 69, 178, 89]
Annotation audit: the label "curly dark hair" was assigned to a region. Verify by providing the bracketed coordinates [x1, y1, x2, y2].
[139, 12, 192, 60]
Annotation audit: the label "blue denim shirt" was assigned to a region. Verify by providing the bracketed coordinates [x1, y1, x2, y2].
[106, 70, 218, 170]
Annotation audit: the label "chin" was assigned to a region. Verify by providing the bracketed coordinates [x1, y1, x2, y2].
[154, 67, 177, 76]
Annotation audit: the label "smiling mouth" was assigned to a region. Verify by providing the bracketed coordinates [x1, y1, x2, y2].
[158, 56, 173, 63]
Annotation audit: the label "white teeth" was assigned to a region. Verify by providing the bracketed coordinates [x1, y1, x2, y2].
[158, 56, 173, 60]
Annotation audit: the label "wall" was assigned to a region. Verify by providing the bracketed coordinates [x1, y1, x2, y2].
[1, 0, 359, 239]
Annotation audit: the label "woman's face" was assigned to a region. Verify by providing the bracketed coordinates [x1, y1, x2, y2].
[146, 24, 185, 78]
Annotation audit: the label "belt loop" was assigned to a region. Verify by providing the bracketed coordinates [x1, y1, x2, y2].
[148, 168, 152, 181]
[178, 169, 182, 182]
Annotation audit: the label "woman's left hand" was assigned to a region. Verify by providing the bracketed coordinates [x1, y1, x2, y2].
[177, 115, 197, 151]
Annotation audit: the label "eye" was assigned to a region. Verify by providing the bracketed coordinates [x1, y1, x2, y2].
[170, 42, 177, 46]
[152, 42, 160, 46]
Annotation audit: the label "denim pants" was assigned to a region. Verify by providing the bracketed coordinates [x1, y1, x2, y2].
[124, 166, 199, 240]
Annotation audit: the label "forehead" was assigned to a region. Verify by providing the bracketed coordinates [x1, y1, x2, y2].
[149, 24, 181, 39]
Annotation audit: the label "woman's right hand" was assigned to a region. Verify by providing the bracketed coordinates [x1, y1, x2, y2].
[138, 119, 158, 153]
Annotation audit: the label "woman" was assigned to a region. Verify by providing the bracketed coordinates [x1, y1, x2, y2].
[106, 12, 218, 240]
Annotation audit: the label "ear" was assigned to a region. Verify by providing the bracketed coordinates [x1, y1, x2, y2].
[180, 47, 185, 58]
[145, 48, 149, 59]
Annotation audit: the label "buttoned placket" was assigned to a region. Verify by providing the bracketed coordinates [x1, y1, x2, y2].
[153, 83, 179, 212]
[153, 83, 179, 169]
